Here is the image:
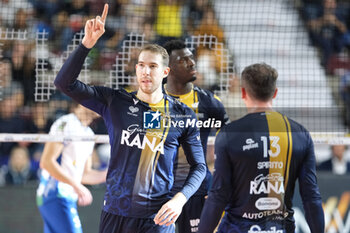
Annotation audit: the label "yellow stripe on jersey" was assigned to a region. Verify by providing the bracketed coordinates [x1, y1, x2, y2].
[265, 111, 292, 199]
[283, 115, 293, 188]
[165, 85, 199, 115]
[213, 94, 221, 102]
[132, 99, 171, 196]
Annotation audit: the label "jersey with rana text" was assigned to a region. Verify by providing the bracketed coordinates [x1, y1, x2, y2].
[54, 44, 206, 218]
[199, 112, 324, 233]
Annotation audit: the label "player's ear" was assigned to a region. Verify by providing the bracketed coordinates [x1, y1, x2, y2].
[163, 67, 170, 77]
[241, 87, 247, 99]
[272, 88, 278, 99]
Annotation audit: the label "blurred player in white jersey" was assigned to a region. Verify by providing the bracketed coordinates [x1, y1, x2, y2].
[36, 103, 107, 233]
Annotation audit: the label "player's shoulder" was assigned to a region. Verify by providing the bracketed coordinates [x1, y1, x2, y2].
[51, 113, 76, 133]
[194, 85, 223, 104]
[165, 94, 196, 116]
[284, 114, 309, 134]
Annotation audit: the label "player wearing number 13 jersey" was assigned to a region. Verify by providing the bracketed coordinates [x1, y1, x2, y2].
[198, 63, 324, 233]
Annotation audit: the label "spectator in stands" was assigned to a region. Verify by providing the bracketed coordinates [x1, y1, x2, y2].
[0, 58, 13, 89]
[0, 84, 37, 164]
[219, 71, 246, 121]
[301, 0, 323, 22]
[10, 40, 36, 105]
[193, 4, 229, 85]
[307, 0, 349, 67]
[339, 70, 350, 126]
[62, 0, 90, 16]
[194, 47, 218, 90]
[185, 0, 210, 35]
[154, 0, 185, 45]
[317, 144, 350, 174]
[194, 5, 225, 44]
[0, 0, 33, 27]
[4, 146, 38, 185]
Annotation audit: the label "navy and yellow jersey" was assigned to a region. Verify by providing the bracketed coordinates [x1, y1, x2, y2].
[164, 85, 229, 196]
[54, 44, 206, 218]
[199, 112, 324, 233]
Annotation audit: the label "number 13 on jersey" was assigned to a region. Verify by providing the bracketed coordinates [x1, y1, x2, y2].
[261, 136, 280, 158]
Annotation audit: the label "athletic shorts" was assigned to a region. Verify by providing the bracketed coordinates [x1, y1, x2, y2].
[176, 195, 206, 233]
[99, 210, 175, 233]
[38, 197, 82, 233]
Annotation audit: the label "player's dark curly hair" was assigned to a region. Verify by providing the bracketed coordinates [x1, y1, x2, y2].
[163, 39, 186, 56]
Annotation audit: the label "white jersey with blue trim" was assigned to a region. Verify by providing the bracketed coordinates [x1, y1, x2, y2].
[37, 113, 95, 203]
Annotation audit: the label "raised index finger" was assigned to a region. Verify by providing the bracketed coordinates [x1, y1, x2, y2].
[101, 3, 109, 23]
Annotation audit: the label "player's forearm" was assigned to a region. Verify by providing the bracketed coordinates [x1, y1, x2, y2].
[180, 163, 206, 200]
[81, 169, 107, 185]
[54, 44, 91, 92]
[303, 200, 325, 233]
[41, 159, 79, 188]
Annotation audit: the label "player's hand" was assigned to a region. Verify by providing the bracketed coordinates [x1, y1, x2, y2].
[154, 192, 187, 226]
[82, 3, 108, 49]
[74, 183, 93, 206]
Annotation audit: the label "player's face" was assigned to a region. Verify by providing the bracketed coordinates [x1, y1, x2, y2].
[136, 51, 168, 94]
[169, 48, 196, 83]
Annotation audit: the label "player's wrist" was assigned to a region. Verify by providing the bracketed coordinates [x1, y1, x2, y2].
[173, 192, 187, 206]
[82, 37, 96, 49]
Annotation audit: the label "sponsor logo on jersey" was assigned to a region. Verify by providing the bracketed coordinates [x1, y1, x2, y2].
[243, 138, 259, 151]
[255, 197, 281, 210]
[144, 111, 161, 129]
[248, 225, 283, 233]
[127, 105, 139, 117]
[192, 102, 199, 109]
[243, 210, 288, 220]
[133, 98, 139, 105]
[250, 173, 285, 195]
[189, 218, 200, 232]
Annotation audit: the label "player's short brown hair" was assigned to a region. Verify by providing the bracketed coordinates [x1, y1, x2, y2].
[139, 44, 169, 67]
[241, 63, 278, 101]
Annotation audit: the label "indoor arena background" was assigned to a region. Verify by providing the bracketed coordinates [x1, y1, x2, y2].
[0, 0, 349, 232]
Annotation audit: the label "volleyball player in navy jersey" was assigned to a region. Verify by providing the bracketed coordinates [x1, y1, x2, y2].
[198, 63, 324, 233]
[54, 4, 206, 233]
[163, 39, 229, 233]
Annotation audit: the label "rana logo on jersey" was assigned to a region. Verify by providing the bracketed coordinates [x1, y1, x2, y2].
[144, 111, 161, 129]
[250, 173, 285, 195]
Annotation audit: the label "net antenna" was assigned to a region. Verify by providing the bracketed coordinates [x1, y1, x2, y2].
[35, 31, 90, 101]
